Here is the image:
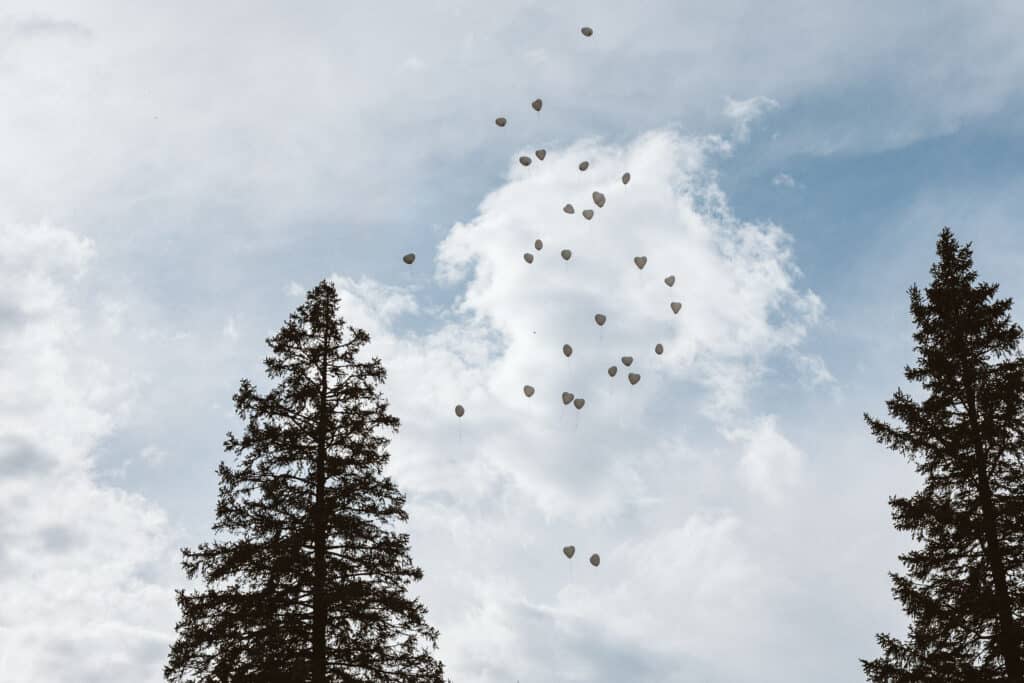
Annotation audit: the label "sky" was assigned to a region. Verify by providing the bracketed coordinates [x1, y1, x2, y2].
[2, 1, 1024, 681]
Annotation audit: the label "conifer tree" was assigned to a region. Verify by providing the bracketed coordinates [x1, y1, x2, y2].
[862, 228, 1024, 681]
[165, 280, 446, 683]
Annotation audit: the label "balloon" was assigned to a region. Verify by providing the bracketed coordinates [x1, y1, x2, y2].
[563, 545, 575, 559]
[495, 117, 507, 127]
[455, 404, 465, 417]
[621, 356, 634, 366]
[532, 98, 543, 112]
[581, 27, 593, 36]
[579, 161, 589, 171]
[536, 149, 546, 160]
[589, 553, 600, 566]
[582, 209, 594, 220]
[524, 253, 534, 264]
[561, 249, 572, 261]
[671, 301, 682, 314]
[562, 392, 574, 405]
[592, 191, 606, 208]
[628, 373, 641, 385]
[655, 343, 664, 355]
[607, 366, 618, 377]
[534, 239, 543, 250]
[524, 385, 535, 397]
[563, 203, 575, 214]
[622, 172, 631, 184]
[634, 256, 647, 269]
[573, 397, 585, 409]
[519, 156, 532, 166]
[402, 253, 415, 264]
[563, 344, 573, 357]
[594, 313, 606, 326]
[664, 275, 676, 287]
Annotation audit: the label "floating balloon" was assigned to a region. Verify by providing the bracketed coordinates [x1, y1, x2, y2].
[563, 344, 573, 358]
[622, 172, 631, 184]
[594, 313, 606, 326]
[589, 553, 600, 566]
[579, 161, 589, 171]
[592, 191, 606, 208]
[581, 27, 593, 37]
[562, 392, 574, 405]
[561, 249, 572, 261]
[519, 156, 532, 166]
[655, 343, 664, 355]
[532, 98, 543, 112]
[582, 209, 594, 220]
[563, 545, 575, 559]
[563, 203, 575, 214]
[634, 256, 647, 269]
[402, 253, 415, 264]
[524, 385, 535, 397]
[534, 240, 543, 251]
[628, 373, 641, 385]
[573, 397, 585, 409]
[607, 366, 618, 377]
[664, 275, 676, 287]
[524, 253, 534, 264]
[495, 117, 507, 127]
[621, 356, 634, 366]
[671, 301, 682, 314]
[455, 404, 465, 417]
[536, 149, 546, 160]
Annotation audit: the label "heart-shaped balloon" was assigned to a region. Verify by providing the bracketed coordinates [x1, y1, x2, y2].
[634, 256, 647, 269]
[495, 117, 507, 127]
[535, 149, 546, 160]
[563, 344, 573, 357]
[563, 545, 575, 558]
[579, 160, 589, 171]
[534, 239, 543, 250]
[561, 249, 572, 260]
[664, 275, 675, 287]
[563, 203, 575, 214]
[455, 404, 465, 416]
[531, 98, 543, 112]
[589, 553, 600, 566]
[524, 253, 534, 264]
[594, 313, 606, 326]
[622, 172, 631, 184]
[562, 392, 574, 405]
[573, 397, 585, 409]
[592, 191, 606, 208]
[523, 385, 535, 397]
[670, 301, 682, 314]
[582, 209, 594, 220]
[402, 253, 415, 264]
[519, 156, 532, 166]
[607, 366, 618, 377]
[655, 343, 664, 355]
[628, 373, 641, 385]
[621, 356, 634, 366]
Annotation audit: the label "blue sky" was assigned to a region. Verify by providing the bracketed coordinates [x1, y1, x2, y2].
[3, 2, 1024, 681]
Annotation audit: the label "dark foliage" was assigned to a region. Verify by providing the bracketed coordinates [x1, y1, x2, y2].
[165, 280, 446, 683]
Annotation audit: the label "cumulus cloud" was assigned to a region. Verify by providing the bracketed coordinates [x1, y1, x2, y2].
[724, 96, 780, 143]
[773, 172, 797, 188]
[0, 223, 183, 683]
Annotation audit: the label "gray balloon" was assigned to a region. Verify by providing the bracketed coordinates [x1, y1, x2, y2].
[589, 553, 600, 566]
[622, 172, 631, 184]
[579, 161, 589, 171]
[671, 301, 682, 314]
[402, 253, 415, 264]
[535, 239, 543, 250]
[496, 117, 507, 127]
[561, 249, 572, 261]
[664, 275, 676, 287]
[524, 385, 535, 397]
[634, 256, 647, 269]
[628, 373, 641, 385]
[563, 545, 576, 558]
[655, 343, 664, 355]
[524, 253, 534, 264]
[519, 156, 532, 166]
[562, 392, 574, 405]
[621, 356, 634, 366]
[536, 149, 546, 160]
[455, 404, 465, 417]
[532, 98, 543, 112]
[608, 366, 618, 377]
[594, 313, 606, 326]
[573, 397, 585, 409]
[563, 344, 573, 357]
[563, 203, 575, 214]
[592, 191, 606, 208]
[582, 209, 594, 220]
[581, 27, 593, 37]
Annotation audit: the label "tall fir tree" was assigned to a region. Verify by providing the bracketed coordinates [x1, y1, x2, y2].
[165, 280, 446, 683]
[862, 228, 1024, 682]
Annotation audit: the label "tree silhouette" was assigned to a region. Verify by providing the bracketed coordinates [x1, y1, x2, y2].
[165, 279, 446, 683]
[862, 228, 1024, 681]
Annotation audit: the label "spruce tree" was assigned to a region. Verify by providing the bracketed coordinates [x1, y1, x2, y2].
[165, 280, 446, 683]
[862, 228, 1024, 681]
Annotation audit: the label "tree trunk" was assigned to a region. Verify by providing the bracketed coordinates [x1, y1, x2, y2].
[312, 328, 330, 683]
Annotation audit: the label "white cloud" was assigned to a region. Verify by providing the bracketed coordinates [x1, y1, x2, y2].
[222, 316, 238, 340]
[0, 223, 183, 683]
[725, 415, 804, 505]
[773, 172, 796, 188]
[724, 95, 780, 143]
